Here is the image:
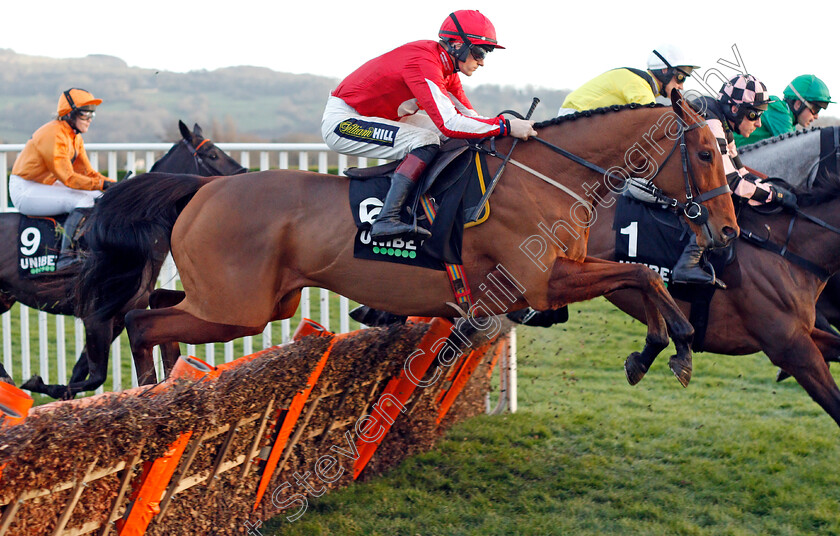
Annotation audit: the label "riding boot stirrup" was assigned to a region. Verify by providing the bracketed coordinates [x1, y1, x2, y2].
[671, 242, 726, 289]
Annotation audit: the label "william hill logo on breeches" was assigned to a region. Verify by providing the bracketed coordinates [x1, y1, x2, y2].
[336, 119, 398, 147]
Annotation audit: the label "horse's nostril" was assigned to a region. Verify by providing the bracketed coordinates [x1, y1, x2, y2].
[723, 226, 738, 239]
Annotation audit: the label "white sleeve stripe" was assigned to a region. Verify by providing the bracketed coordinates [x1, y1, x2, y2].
[448, 91, 479, 117]
[425, 79, 497, 136]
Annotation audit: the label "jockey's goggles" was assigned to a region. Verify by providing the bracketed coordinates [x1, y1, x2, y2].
[805, 100, 828, 114]
[742, 108, 763, 121]
[470, 45, 494, 61]
[76, 110, 95, 120]
[672, 67, 693, 84]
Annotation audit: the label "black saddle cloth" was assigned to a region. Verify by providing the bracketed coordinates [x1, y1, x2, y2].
[613, 196, 737, 351]
[613, 196, 732, 286]
[348, 142, 491, 267]
[17, 213, 67, 278]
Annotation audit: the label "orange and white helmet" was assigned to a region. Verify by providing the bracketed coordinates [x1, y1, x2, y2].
[57, 88, 102, 118]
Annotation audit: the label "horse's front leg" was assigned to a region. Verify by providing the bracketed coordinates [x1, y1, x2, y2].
[766, 331, 840, 428]
[21, 319, 116, 399]
[125, 305, 266, 385]
[546, 256, 694, 386]
[0, 363, 12, 385]
[623, 293, 670, 386]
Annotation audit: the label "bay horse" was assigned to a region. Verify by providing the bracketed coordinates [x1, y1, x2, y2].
[574, 173, 840, 427]
[77, 95, 739, 387]
[1, 121, 245, 399]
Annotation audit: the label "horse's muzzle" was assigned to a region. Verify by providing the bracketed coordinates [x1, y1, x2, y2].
[713, 225, 739, 248]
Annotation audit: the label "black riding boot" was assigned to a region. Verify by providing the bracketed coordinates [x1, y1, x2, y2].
[371, 175, 429, 241]
[56, 208, 88, 270]
[370, 145, 438, 242]
[671, 239, 725, 288]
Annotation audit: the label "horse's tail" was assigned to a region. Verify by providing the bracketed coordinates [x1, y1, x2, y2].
[76, 172, 212, 322]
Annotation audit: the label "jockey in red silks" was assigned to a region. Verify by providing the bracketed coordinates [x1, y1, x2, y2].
[321, 9, 536, 242]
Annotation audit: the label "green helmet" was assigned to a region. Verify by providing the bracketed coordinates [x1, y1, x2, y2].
[783, 75, 834, 104]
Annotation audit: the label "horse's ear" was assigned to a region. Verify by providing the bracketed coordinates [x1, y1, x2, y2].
[671, 88, 686, 122]
[193, 123, 203, 138]
[178, 120, 191, 140]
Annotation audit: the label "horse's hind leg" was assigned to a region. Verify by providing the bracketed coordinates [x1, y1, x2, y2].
[547, 257, 694, 386]
[0, 295, 14, 383]
[148, 288, 187, 375]
[125, 306, 266, 385]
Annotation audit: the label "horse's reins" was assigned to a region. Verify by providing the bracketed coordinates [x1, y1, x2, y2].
[740, 203, 840, 281]
[520, 119, 731, 229]
[469, 98, 541, 221]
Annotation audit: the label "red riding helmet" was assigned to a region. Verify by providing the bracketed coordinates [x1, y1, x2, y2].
[438, 10, 504, 49]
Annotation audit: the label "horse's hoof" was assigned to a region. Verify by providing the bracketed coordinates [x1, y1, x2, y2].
[349, 305, 406, 327]
[624, 352, 648, 386]
[20, 375, 45, 391]
[669, 355, 692, 387]
[776, 368, 791, 382]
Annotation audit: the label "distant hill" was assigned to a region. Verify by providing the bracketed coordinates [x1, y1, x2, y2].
[0, 49, 571, 144]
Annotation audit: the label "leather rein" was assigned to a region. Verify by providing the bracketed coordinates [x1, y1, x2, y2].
[740, 205, 840, 281]
[479, 118, 730, 226]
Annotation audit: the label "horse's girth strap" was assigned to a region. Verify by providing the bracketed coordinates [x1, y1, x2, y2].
[420, 195, 474, 310]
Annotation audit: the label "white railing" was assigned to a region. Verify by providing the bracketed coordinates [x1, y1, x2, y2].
[0, 143, 516, 411]
[0, 142, 366, 394]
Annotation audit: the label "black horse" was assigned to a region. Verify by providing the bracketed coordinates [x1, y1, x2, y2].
[1, 121, 246, 399]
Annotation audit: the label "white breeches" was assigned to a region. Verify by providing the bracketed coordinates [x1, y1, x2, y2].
[9, 175, 101, 216]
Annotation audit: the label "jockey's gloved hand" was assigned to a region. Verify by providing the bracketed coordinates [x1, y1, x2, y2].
[770, 185, 797, 210]
[510, 118, 537, 140]
[101, 180, 115, 191]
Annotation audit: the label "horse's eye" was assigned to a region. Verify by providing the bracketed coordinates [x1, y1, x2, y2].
[698, 151, 712, 162]
[208, 152, 219, 160]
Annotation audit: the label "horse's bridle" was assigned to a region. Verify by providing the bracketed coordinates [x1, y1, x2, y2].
[180, 137, 247, 176]
[527, 119, 731, 227]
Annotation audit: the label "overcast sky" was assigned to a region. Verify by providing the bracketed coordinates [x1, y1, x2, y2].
[5, 0, 839, 111]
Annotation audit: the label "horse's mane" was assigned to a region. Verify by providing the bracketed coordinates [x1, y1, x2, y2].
[738, 126, 822, 154]
[534, 102, 663, 129]
[793, 179, 840, 208]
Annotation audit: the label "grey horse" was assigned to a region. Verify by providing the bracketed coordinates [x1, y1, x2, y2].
[739, 126, 835, 190]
